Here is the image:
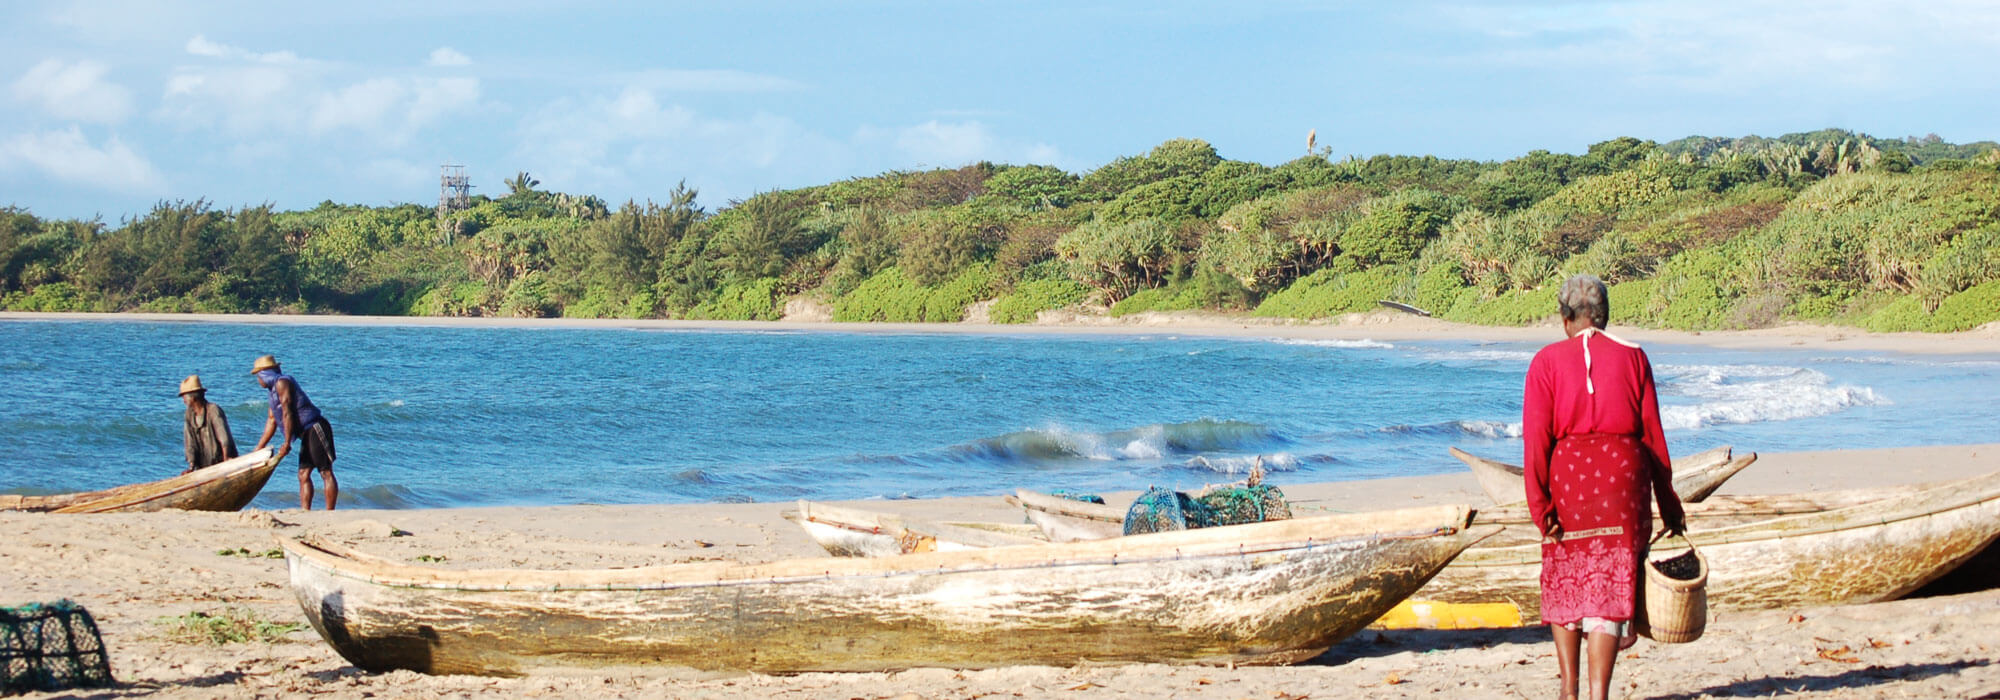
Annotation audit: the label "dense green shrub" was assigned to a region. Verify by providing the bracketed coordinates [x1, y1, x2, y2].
[1109, 267, 1252, 316]
[1055, 218, 1183, 302]
[689, 277, 782, 320]
[2, 281, 98, 311]
[988, 278, 1090, 323]
[832, 267, 928, 322]
[1204, 185, 1369, 291]
[984, 165, 1081, 208]
[1079, 138, 1222, 199]
[1252, 265, 1407, 319]
[1445, 286, 1559, 325]
[1337, 189, 1461, 269]
[921, 264, 994, 322]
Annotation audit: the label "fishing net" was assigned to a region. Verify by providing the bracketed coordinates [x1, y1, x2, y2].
[1123, 485, 1292, 535]
[1123, 487, 1207, 535]
[1049, 490, 1106, 505]
[1, 600, 114, 695]
[1195, 485, 1291, 525]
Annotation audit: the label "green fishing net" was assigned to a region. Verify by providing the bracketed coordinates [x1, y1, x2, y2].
[1196, 484, 1292, 524]
[1, 600, 114, 694]
[1123, 485, 1290, 535]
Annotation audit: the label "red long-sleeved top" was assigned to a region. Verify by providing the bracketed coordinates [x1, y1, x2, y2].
[1522, 330, 1684, 536]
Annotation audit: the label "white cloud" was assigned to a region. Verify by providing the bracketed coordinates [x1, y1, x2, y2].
[309, 78, 406, 133]
[890, 120, 998, 168]
[185, 34, 301, 64]
[11, 59, 134, 123]
[510, 83, 1070, 204]
[161, 36, 480, 147]
[1435, 0, 2000, 95]
[428, 47, 472, 67]
[0, 126, 162, 192]
[624, 69, 803, 93]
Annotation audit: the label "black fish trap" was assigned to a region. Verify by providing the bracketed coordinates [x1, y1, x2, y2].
[1, 600, 114, 695]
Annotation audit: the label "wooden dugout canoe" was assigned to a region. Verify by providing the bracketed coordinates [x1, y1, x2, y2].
[279, 504, 1495, 676]
[0, 449, 279, 513]
[1006, 489, 1128, 543]
[785, 500, 1044, 557]
[1452, 445, 1754, 506]
[1378, 469, 2000, 629]
[1007, 447, 1751, 546]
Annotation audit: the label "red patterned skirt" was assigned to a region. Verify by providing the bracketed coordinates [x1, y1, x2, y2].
[1538, 432, 1654, 625]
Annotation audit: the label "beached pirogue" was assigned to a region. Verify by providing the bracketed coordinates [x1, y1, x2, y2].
[278, 504, 1494, 675]
[1386, 468, 2000, 627]
[1451, 444, 1756, 505]
[0, 449, 278, 513]
[1003, 469, 2000, 629]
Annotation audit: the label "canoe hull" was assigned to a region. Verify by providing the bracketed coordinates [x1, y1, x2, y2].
[2, 449, 279, 514]
[787, 501, 1044, 557]
[284, 507, 1489, 675]
[1453, 445, 1749, 506]
[1382, 470, 2000, 627]
[1008, 490, 1129, 543]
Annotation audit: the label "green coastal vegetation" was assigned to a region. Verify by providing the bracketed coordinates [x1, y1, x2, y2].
[4, 129, 1999, 332]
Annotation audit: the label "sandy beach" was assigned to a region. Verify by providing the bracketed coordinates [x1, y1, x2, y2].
[7, 308, 2000, 356]
[5, 311, 1999, 698]
[3, 442, 1996, 699]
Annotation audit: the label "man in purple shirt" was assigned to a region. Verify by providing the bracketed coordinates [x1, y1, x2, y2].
[250, 355, 338, 510]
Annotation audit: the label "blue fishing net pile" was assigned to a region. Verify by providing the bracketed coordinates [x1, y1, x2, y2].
[1123, 485, 1291, 535]
[1, 600, 113, 694]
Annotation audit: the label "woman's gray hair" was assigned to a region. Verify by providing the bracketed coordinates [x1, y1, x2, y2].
[1558, 274, 1609, 329]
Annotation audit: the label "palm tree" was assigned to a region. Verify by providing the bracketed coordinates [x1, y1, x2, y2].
[505, 172, 540, 196]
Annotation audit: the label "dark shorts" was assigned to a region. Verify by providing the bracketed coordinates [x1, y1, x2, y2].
[298, 418, 336, 472]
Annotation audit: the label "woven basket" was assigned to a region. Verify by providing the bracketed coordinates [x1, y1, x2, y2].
[1639, 536, 1708, 644]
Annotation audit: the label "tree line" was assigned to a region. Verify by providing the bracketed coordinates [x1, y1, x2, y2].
[4, 129, 1998, 333]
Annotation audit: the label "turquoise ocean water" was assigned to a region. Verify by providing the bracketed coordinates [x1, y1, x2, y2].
[3, 320, 1997, 510]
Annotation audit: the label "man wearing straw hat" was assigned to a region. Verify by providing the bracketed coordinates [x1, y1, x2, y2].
[179, 375, 238, 475]
[250, 355, 339, 510]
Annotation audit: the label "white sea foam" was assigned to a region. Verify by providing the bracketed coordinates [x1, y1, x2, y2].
[1269, 338, 1396, 350]
[1420, 349, 1538, 363]
[1183, 453, 1300, 474]
[1655, 365, 1886, 430]
[1118, 424, 1167, 459]
[1456, 420, 1525, 438]
[1448, 364, 1885, 438]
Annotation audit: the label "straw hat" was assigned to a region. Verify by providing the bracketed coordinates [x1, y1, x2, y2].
[178, 375, 205, 396]
[250, 355, 280, 373]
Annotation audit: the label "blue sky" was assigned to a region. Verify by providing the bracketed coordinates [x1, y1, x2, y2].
[4, 1, 1998, 220]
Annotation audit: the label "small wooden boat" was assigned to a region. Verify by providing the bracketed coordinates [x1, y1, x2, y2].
[785, 500, 1044, 557]
[1376, 469, 2000, 629]
[280, 504, 1494, 675]
[0, 449, 280, 513]
[1452, 445, 1755, 506]
[1006, 489, 1128, 542]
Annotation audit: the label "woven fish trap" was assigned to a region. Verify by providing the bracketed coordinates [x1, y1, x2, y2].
[1640, 537, 1708, 644]
[1, 600, 115, 694]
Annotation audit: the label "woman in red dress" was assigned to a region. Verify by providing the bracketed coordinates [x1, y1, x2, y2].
[1523, 275, 1687, 700]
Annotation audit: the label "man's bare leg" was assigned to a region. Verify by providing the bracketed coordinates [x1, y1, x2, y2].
[297, 469, 315, 511]
[322, 470, 338, 511]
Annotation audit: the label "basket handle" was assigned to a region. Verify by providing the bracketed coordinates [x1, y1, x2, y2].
[1649, 529, 1695, 550]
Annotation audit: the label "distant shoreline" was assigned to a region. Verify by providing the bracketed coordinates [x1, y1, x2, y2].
[7, 309, 2000, 355]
